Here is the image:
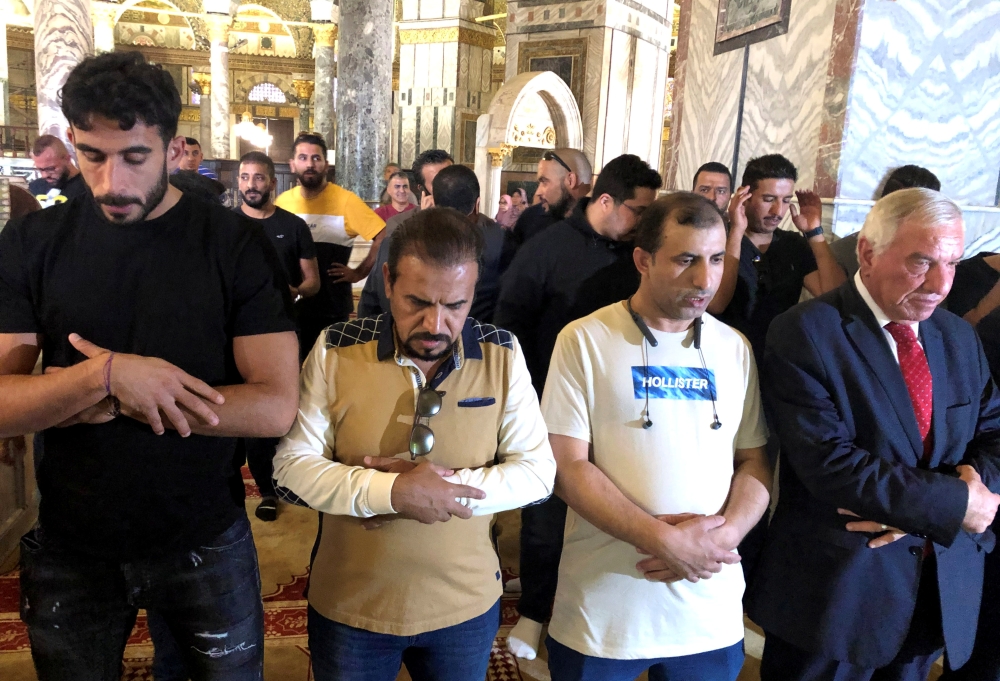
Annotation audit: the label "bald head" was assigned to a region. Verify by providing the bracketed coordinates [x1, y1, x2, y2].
[535, 148, 593, 218]
[31, 134, 78, 186]
[554, 148, 593, 192]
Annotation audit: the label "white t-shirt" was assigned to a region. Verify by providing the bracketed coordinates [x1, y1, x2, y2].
[541, 302, 769, 660]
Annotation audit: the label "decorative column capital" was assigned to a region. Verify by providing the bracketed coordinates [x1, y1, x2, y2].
[292, 79, 315, 102]
[487, 144, 514, 167]
[191, 72, 212, 96]
[91, 1, 119, 28]
[206, 14, 232, 43]
[313, 24, 338, 47]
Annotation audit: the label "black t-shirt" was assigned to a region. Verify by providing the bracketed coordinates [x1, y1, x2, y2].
[234, 206, 316, 287]
[718, 229, 818, 355]
[28, 173, 87, 206]
[948, 252, 1000, 318]
[0, 194, 295, 559]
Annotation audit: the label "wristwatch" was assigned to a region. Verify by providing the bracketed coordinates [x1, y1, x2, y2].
[802, 226, 824, 239]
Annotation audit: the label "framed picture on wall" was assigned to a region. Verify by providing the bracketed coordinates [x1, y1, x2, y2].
[714, 0, 792, 55]
[517, 38, 587, 110]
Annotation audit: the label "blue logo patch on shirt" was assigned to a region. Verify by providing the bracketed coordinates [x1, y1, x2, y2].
[632, 366, 716, 400]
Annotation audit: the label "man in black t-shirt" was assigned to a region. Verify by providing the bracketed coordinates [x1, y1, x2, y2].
[236, 150, 318, 522]
[0, 52, 299, 680]
[28, 135, 87, 207]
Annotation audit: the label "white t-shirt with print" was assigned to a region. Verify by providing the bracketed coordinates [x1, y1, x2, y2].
[541, 301, 769, 660]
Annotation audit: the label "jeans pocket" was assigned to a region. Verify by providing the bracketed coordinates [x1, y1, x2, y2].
[199, 516, 252, 552]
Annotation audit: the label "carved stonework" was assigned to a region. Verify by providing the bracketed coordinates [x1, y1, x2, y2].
[398, 26, 496, 50]
[510, 123, 555, 147]
[487, 143, 515, 167]
[313, 24, 338, 47]
[191, 71, 212, 96]
[292, 78, 315, 101]
[179, 106, 201, 122]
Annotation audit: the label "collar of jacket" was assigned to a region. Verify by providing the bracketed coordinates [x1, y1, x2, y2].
[564, 197, 632, 248]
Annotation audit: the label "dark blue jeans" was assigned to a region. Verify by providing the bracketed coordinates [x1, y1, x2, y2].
[547, 636, 744, 681]
[518, 494, 567, 622]
[308, 599, 501, 681]
[19, 515, 264, 681]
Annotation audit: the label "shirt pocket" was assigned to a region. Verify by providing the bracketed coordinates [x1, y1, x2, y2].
[457, 397, 497, 408]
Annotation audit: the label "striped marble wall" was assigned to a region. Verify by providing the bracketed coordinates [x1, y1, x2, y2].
[837, 0, 1000, 206]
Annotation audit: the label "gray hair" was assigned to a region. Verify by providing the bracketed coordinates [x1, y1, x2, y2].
[858, 187, 963, 256]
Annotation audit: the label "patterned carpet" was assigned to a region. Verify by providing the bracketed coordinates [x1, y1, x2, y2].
[0, 468, 525, 681]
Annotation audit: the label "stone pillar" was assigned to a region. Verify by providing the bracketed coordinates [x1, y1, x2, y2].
[312, 24, 337, 153]
[34, 0, 94, 142]
[191, 71, 213, 152]
[293, 78, 315, 135]
[0, 6, 9, 127]
[206, 15, 231, 160]
[91, 1, 117, 54]
[335, 0, 393, 201]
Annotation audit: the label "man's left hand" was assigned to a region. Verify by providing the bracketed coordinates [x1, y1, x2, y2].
[790, 190, 823, 233]
[838, 508, 907, 548]
[359, 456, 455, 529]
[635, 513, 703, 583]
[328, 263, 363, 284]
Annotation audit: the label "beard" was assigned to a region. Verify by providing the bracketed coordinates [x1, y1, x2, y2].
[546, 186, 573, 219]
[401, 332, 457, 361]
[241, 189, 270, 209]
[91, 163, 170, 226]
[297, 169, 324, 190]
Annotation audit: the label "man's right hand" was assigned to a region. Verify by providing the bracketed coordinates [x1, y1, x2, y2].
[645, 515, 741, 583]
[389, 459, 486, 524]
[727, 186, 751, 234]
[959, 464, 1000, 533]
[69, 334, 224, 437]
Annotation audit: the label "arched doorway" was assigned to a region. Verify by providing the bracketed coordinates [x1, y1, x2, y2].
[475, 71, 584, 218]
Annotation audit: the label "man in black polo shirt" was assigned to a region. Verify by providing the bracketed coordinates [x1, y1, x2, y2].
[495, 153, 661, 661]
[709, 154, 845, 356]
[236, 150, 319, 522]
[0, 52, 299, 680]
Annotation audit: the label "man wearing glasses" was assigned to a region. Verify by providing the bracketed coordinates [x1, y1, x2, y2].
[273, 207, 555, 681]
[495, 153, 663, 661]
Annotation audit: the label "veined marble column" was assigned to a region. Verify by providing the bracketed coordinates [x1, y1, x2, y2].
[313, 25, 337, 151]
[206, 15, 231, 160]
[191, 71, 212, 153]
[34, 0, 94, 141]
[336, 0, 393, 201]
[293, 79, 315, 135]
[91, 1, 117, 54]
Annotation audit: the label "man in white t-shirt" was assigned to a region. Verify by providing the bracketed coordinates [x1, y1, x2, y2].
[541, 192, 772, 680]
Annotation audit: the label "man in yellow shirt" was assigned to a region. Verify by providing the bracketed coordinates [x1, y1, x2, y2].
[275, 132, 386, 351]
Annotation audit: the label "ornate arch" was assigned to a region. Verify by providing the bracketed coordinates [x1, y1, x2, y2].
[235, 72, 296, 103]
[482, 71, 583, 151]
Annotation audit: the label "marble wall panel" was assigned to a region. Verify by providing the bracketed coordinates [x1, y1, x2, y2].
[437, 106, 454, 151]
[838, 0, 1000, 205]
[444, 42, 459, 88]
[582, 27, 607, 168]
[469, 46, 483, 95]
[420, 103, 435, 153]
[444, 0, 461, 18]
[664, 0, 693, 189]
[647, 47, 670, 172]
[673, 0, 743, 191]
[414, 43, 430, 88]
[459, 42, 471, 91]
[481, 49, 493, 93]
[600, 30, 633, 166]
[428, 42, 445, 88]
[422, 0, 445, 20]
[738, 0, 837, 189]
[401, 105, 417, 167]
[400, 44, 416, 91]
[625, 37, 658, 161]
[403, 0, 420, 21]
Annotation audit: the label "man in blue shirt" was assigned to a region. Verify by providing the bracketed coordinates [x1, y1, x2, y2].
[179, 137, 218, 179]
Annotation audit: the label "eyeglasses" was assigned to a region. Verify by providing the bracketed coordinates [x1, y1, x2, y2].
[619, 201, 646, 218]
[409, 388, 445, 459]
[542, 151, 572, 174]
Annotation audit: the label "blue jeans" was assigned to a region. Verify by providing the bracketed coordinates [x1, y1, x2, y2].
[546, 636, 744, 681]
[20, 515, 264, 681]
[308, 599, 501, 681]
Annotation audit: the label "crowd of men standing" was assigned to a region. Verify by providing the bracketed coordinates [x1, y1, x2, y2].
[3, 50, 1000, 681]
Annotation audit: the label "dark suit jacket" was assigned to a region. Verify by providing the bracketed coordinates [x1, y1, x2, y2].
[747, 281, 1000, 669]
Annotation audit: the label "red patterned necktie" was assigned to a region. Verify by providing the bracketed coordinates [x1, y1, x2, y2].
[884, 322, 932, 442]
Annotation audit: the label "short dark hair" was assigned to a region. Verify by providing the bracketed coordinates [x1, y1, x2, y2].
[184, 137, 201, 147]
[634, 193, 724, 256]
[741, 154, 798, 190]
[431, 165, 480, 215]
[169, 170, 225, 203]
[412, 149, 453, 189]
[881, 165, 941, 198]
[692, 162, 733, 191]
[61, 51, 181, 146]
[387, 207, 484, 284]
[591, 154, 663, 204]
[239, 150, 275, 179]
[387, 170, 410, 184]
[31, 134, 68, 157]
[292, 131, 328, 158]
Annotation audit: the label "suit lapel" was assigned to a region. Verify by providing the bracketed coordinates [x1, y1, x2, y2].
[921, 317, 948, 469]
[841, 284, 923, 462]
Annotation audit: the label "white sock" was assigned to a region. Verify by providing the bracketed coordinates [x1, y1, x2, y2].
[506, 617, 543, 660]
[504, 577, 522, 593]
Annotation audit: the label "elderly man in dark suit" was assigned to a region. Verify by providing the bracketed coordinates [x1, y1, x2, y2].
[748, 188, 1000, 680]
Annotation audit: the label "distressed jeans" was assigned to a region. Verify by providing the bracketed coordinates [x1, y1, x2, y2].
[19, 515, 264, 681]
